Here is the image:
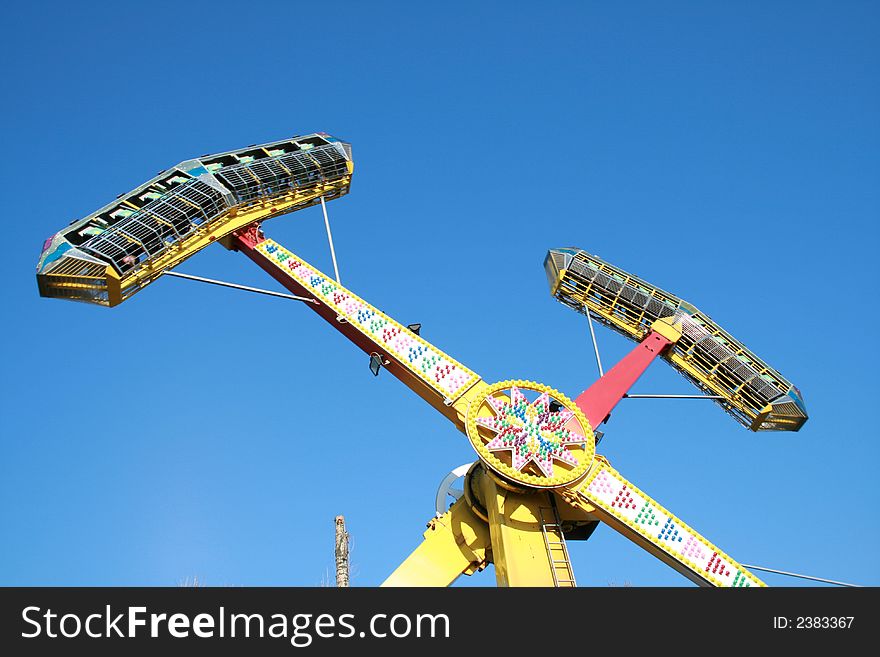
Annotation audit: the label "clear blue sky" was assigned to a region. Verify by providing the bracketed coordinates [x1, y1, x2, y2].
[2, 1, 877, 587]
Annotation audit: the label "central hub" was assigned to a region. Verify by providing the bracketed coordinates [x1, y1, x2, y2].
[465, 380, 596, 488]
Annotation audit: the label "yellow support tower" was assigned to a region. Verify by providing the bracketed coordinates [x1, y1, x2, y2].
[383, 498, 490, 587]
[479, 475, 561, 587]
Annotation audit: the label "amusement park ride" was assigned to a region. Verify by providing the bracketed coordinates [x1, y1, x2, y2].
[37, 133, 808, 587]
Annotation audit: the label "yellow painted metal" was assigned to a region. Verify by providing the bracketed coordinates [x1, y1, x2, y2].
[753, 401, 801, 431]
[35, 257, 114, 305]
[255, 238, 484, 427]
[382, 498, 490, 587]
[105, 266, 122, 307]
[465, 379, 595, 489]
[561, 461, 765, 587]
[479, 473, 560, 587]
[38, 178, 350, 307]
[650, 316, 683, 343]
[115, 183, 348, 305]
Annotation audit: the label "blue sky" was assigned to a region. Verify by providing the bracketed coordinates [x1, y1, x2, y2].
[1, 1, 877, 587]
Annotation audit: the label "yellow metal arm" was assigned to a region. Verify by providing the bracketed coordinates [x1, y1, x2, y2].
[112, 186, 346, 305]
[382, 498, 490, 587]
[241, 236, 485, 429]
[562, 461, 765, 587]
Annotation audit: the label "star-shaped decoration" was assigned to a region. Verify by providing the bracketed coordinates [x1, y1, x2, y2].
[475, 387, 587, 477]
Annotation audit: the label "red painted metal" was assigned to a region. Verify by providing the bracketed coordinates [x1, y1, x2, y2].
[237, 223, 264, 247]
[575, 330, 673, 429]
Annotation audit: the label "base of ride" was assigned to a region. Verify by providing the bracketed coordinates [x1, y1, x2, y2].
[385, 461, 761, 587]
[37, 133, 809, 587]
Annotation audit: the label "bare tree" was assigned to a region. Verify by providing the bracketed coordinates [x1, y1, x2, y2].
[335, 515, 350, 587]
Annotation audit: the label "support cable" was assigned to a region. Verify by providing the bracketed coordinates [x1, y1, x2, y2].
[741, 564, 862, 588]
[163, 270, 317, 303]
[584, 309, 722, 400]
[321, 195, 342, 284]
[586, 310, 604, 377]
[624, 394, 725, 400]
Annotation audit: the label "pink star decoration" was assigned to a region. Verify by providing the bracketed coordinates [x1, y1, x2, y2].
[475, 387, 587, 477]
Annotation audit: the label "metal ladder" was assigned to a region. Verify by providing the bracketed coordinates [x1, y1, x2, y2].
[539, 501, 577, 587]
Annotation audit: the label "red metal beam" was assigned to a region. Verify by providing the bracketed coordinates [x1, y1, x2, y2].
[575, 331, 673, 429]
